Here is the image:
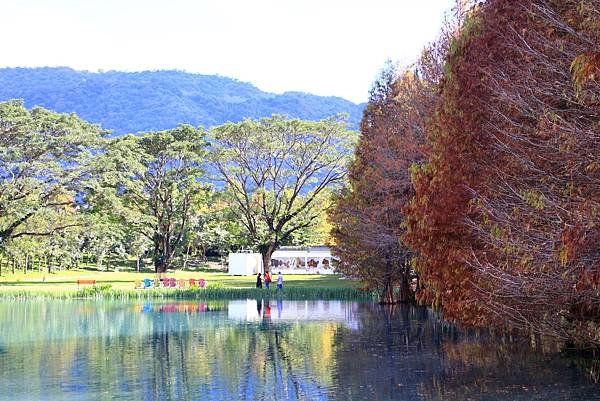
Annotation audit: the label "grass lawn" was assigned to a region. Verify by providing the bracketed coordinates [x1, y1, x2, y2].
[0, 263, 360, 295]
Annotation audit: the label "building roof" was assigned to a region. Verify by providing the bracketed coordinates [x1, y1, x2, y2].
[272, 246, 332, 258]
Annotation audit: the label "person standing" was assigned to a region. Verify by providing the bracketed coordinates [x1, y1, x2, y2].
[277, 271, 283, 290]
[256, 273, 262, 288]
[264, 272, 271, 289]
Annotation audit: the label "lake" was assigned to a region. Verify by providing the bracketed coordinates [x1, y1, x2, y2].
[0, 299, 597, 401]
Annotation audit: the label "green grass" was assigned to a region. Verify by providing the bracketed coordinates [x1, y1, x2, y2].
[0, 265, 370, 300]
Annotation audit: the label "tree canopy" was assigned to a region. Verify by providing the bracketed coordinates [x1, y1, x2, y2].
[404, 0, 599, 346]
[209, 115, 357, 271]
[0, 99, 105, 247]
[93, 125, 210, 273]
[330, 50, 443, 304]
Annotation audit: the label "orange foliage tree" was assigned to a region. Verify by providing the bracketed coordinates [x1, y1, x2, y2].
[330, 54, 442, 303]
[406, 0, 600, 346]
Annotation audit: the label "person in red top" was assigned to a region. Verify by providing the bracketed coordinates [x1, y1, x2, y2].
[264, 272, 272, 289]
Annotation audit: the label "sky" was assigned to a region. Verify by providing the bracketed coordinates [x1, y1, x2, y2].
[0, 0, 454, 103]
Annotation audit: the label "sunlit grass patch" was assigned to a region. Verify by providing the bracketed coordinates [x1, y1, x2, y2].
[0, 269, 369, 300]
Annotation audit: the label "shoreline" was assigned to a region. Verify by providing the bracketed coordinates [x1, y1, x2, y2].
[0, 286, 376, 301]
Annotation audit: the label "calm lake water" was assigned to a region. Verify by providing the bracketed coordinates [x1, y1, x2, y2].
[0, 299, 597, 401]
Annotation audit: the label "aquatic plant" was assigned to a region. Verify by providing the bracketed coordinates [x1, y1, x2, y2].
[0, 286, 376, 301]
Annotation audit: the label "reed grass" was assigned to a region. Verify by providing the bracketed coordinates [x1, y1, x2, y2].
[0, 286, 376, 301]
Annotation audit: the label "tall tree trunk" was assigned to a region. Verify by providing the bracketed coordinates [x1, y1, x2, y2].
[155, 256, 167, 273]
[260, 244, 276, 274]
[136, 255, 141, 273]
[157, 248, 171, 274]
[97, 251, 104, 271]
[397, 273, 410, 303]
[154, 251, 168, 273]
[379, 277, 396, 305]
[24, 254, 29, 275]
[379, 257, 396, 305]
[154, 235, 161, 273]
[155, 262, 165, 273]
[182, 243, 191, 270]
[154, 233, 170, 273]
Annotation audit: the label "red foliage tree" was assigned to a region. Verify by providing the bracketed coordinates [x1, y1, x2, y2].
[406, 0, 600, 346]
[330, 54, 442, 303]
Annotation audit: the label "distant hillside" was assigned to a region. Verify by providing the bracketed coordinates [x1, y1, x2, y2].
[0, 67, 365, 135]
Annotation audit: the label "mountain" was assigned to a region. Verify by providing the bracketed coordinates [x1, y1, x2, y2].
[0, 67, 365, 135]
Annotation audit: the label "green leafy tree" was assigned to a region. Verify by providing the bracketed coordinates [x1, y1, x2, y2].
[81, 213, 125, 271]
[123, 228, 153, 272]
[182, 197, 242, 264]
[285, 191, 333, 247]
[209, 115, 356, 272]
[0, 100, 104, 247]
[96, 125, 209, 273]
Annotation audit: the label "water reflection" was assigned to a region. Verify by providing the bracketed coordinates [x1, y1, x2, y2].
[228, 299, 356, 323]
[0, 300, 596, 401]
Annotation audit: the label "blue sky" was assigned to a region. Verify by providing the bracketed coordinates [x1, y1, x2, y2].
[1, 0, 454, 103]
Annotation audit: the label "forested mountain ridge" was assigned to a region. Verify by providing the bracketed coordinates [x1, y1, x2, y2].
[0, 67, 365, 135]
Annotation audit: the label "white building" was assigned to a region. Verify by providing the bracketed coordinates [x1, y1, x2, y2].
[270, 245, 335, 274]
[227, 252, 262, 275]
[228, 246, 335, 275]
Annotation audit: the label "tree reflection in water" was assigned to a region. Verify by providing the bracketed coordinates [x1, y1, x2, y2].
[330, 303, 597, 401]
[0, 300, 597, 401]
